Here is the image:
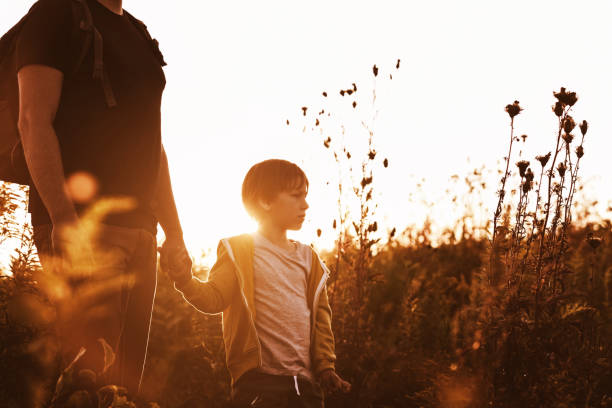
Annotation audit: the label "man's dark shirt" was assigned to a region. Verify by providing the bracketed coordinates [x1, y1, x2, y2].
[16, 0, 165, 234]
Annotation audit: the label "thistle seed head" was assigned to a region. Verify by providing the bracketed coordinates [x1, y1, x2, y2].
[516, 160, 530, 178]
[553, 101, 564, 117]
[361, 176, 373, 188]
[576, 145, 584, 158]
[557, 162, 567, 178]
[554, 87, 578, 107]
[536, 152, 551, 167]
[505, 100, 522, 118]
[563, 115, 576, 134]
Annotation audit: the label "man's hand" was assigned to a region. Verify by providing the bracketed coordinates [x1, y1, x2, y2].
[159, 239, 192, 288]
[319, 369, 351, 394]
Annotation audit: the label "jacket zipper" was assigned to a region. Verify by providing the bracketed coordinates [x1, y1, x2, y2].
[221, 239, 263, 368]
[310, 254, 329, 345]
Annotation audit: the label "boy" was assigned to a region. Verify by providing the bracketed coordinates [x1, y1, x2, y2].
[160, 159, 351, 407]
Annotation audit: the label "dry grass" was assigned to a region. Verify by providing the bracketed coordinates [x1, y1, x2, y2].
[0, 76, 610, 407]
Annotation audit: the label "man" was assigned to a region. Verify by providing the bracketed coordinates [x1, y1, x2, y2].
[16, 0, 184, 401]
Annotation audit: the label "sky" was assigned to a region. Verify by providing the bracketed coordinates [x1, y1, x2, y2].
[1, 0, 612, 262]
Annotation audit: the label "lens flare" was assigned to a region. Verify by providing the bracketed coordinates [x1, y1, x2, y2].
[65, 172, 98, 204]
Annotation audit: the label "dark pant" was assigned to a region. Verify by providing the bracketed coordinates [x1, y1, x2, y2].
[231, 370, 324, 408]
[33, 223, 157, 396]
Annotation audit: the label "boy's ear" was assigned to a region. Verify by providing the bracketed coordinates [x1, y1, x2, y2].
[258, 198, 271, 211]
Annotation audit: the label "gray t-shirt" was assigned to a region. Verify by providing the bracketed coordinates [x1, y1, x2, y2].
[252, 232, 314, 380]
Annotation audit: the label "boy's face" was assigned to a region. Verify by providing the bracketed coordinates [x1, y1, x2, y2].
[260, 183, 309, 231]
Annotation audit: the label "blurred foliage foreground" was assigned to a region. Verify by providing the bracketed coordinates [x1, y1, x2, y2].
[1, 80, 612, 407]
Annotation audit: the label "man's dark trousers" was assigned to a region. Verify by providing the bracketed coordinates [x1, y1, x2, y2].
[33, 222, 157, 395]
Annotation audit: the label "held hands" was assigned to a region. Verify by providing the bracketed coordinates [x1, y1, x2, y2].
[158, 239, 193, 288]
[319, 369, 351, 394]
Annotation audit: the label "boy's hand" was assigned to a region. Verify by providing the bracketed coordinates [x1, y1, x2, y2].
[319, 369, 351, 394]
[158, 240, 193, 288]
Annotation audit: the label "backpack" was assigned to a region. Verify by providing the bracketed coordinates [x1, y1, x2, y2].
[0, 0, 166, 186]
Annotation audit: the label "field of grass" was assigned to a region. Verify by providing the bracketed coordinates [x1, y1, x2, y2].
[1, 77, 610, 407]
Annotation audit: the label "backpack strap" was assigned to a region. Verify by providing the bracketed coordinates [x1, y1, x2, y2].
[69, 0, 117, 108]
[123, 10, 167, 67]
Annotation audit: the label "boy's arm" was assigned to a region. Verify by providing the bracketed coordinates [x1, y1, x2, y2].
[312, 284, 337, 376]
[312, 282, 351, 393]
[175, 241, 239, 314]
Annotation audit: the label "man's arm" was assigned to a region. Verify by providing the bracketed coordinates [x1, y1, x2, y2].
[17, 65, 78, 227]
[154, 146, 184, 244]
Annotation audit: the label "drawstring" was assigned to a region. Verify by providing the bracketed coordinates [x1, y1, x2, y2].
[293, 375, 301, 396]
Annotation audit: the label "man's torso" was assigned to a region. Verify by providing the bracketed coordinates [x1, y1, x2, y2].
[16, 0, 166, 232]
